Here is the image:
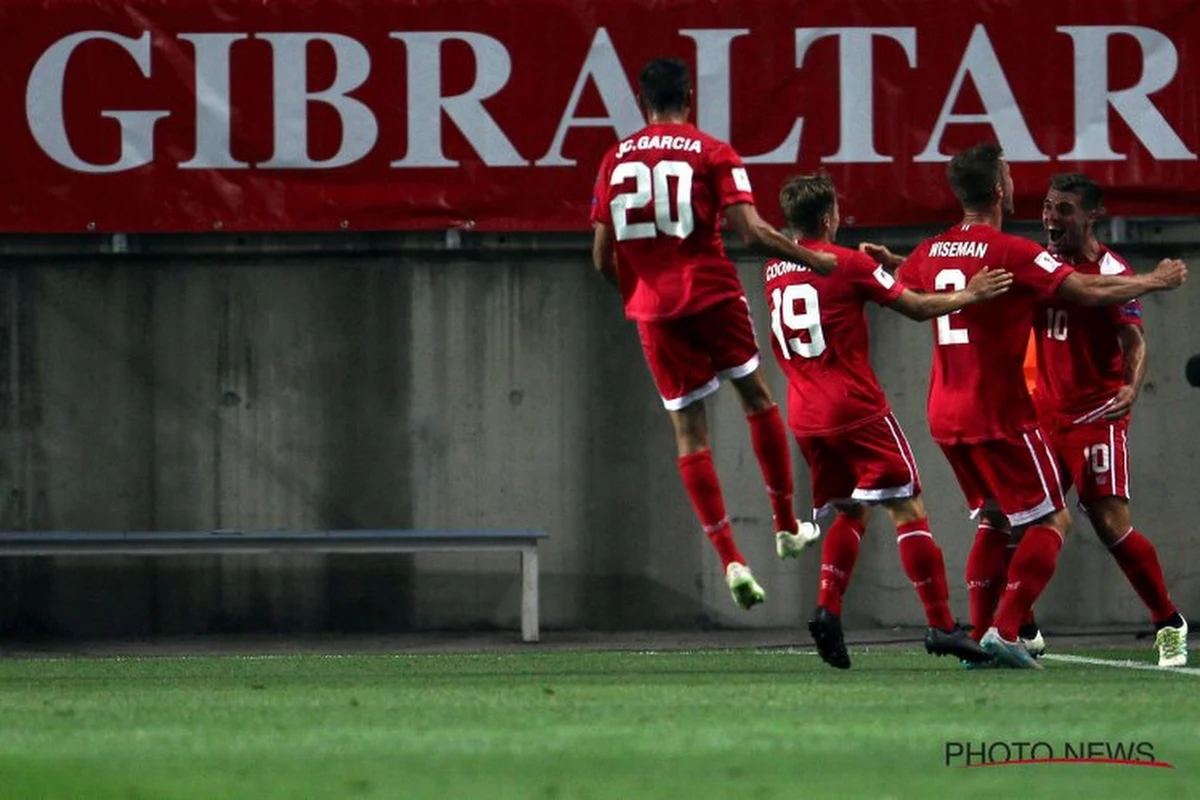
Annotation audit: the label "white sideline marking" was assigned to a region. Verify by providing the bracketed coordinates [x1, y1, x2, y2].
[1044, 653, 1200, 676]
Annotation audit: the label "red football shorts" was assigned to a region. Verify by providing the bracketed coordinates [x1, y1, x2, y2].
[939, 428, 1066, 526]
[636, 296, 760, 410]
[1044, 417, 1131, 505]
[795, 413, 922, 516]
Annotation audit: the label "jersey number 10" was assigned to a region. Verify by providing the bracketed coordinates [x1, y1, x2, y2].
[610, 161, 695, 241]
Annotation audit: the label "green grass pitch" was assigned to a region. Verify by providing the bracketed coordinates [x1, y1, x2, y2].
[0, 648, 1194, 798]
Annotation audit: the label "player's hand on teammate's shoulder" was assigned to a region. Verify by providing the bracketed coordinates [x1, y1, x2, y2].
[858, 242, 904, 271]
[965, 267, 1014, 303]
[814, 251, 839, 274]
[1151, 258, 1187, 289]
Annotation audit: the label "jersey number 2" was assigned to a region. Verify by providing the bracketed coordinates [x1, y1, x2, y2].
[934, 269, 969, 345]
[770, 284, 826, 359]
[610, 161, 694, 241]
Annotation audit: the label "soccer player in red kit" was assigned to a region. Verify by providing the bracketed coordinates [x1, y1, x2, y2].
[765, 174, 1011, 668]
[1031, 172, 1187, 666]
[865, 142, 1186, 668]
[590, 58, 838, 610]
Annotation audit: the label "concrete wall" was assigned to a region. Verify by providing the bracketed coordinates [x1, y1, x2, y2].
[0, 230, 1196, 637]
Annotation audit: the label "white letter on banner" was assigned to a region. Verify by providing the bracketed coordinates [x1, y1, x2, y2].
[27, 31, 170, 173]
[792, 28, 917, 164]
[258, 33, 377, 169]
[392, 32, 526, 168]
[1057, 26, 1195, 161]
[679, 29, 748, 141]
[537, 28, 642, 167]
[915, 25, 1048, 163]
[179, 33, 250, 169]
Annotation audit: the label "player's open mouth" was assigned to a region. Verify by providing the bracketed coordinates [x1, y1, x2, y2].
[1047, 227, 1065, 242]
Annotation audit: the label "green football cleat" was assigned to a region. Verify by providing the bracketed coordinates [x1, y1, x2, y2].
[725, 562, 765, 610]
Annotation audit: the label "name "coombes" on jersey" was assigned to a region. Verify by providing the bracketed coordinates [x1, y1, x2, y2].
[617, 135, 704, 158]
[765, 260, 812, 281]
[929, 241, 989, 258]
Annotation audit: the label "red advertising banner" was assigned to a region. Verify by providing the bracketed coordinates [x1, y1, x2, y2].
[1, 0, 1198, 232]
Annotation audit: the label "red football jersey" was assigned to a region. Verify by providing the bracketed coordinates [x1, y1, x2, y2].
[764, 241, 904, 436]
[899, 224, 1074, 444]
[1034, 248, 1143, 423]
[590, 123, 755, 321]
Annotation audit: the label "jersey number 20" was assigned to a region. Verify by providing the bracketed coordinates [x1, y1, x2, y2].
[770, 284, 826, 359]
[610, 161, 694, 241]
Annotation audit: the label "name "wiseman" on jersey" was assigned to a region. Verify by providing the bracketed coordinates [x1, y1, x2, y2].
[929, 241, 989, 258]
[617, 135, 704, 158]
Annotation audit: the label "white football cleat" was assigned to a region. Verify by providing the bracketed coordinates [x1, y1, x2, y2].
[1021, 629, 1046, 658]
[1155, 616, 1188, 667]
[776, 522, 821, 559]
[725, 562, 765, 610]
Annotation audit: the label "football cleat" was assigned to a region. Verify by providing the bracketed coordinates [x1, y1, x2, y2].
[1155, 616, 1188, 668]
[1020, 628, 1046, 659]
[808, 606, 851, 669]
[776, 522, 821, 559]
[926, 626, 992, 664]
[725, 562, 765, 610]
[980, 627, 1043, 670]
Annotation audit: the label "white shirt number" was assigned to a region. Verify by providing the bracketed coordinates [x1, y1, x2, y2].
[770, 283, 827, 359]
[934, 268, 969, 345]
[610, 161, 695, 241]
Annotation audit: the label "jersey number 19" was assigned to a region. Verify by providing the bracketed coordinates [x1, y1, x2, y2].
[770, 284, 827, 359]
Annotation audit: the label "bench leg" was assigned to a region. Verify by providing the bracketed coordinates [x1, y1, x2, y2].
[521, 545, 539, 643]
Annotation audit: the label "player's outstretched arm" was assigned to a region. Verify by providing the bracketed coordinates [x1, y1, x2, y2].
[1056, 258, 1187, 307]
[887, 267, 1014, 321]
[591, 222, 618, 287]
[724, 203, 837, 275]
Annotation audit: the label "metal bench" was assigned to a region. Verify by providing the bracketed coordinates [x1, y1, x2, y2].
[0, 529, 547, 642]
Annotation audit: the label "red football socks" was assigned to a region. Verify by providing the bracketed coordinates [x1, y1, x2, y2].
[678, 450, 744, 569]
[746, 406, 798, 534]
[1109, 528, 1178, 624]
[817, 513, 865, 616]
[994, 525, 1064, 641]
[965, 522, 1010, 640]
[895, 518, 955, 631]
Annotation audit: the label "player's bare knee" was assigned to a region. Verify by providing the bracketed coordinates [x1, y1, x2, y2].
[731, 371, 774, 413]
[835, 502, 870, 525]
[1085, 499, 1130, 547]
[668, 404, 710, 456]
[1041, 508, 1072, 537]
[881, 496, 925, 527]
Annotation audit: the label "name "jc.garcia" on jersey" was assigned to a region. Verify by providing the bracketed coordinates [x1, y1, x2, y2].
[617, 135, 704, 158]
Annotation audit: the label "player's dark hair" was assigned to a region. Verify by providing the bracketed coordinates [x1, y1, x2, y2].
[779, 174, 836, 237]
[1048, 172, 1103, 212]
[947, 142, 1005, 211]
[638, 58, 691, 114]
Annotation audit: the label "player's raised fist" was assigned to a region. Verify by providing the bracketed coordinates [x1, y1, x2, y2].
[1152, 258, 1187, 289]
[858, 242, 903, 271]
[965, 267, 1014, 302]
